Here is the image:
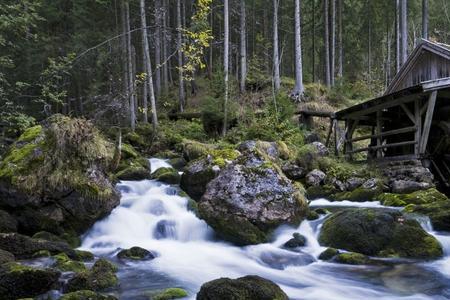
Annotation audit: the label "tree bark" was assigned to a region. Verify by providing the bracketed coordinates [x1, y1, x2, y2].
[400, 0, 407, 66]
[176, 0, 185, 112]
[222, 0, 230, 136]
[324, 0, 331, 86]
[140, 0, 158, 130]
[396, 0, 400, 72]
[312, 0, 316, 82]
[124, 1, 136, 131]
[293, 0, 304, 97]
[330, 0, 336, 86]
[273, 0, 281, 91]
[338, 0, 343, 78]
[120, 0, 130, 120]
[155, 0, 162, 97]
[162, 0, 169, 93]
[239, 0, 247, 93]
[422, 0, 428, 39]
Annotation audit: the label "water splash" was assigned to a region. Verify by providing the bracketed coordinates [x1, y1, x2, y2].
[79, 159, 447, 300]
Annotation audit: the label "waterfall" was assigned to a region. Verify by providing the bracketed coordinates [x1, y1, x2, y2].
[78, 158, 446, 300]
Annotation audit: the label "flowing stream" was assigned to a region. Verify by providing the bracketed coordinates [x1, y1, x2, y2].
[79, 158, 450, 300]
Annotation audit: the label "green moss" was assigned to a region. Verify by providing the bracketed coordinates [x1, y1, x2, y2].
[306, 185, 337, 200]
[74, 250, 94, 261]
[53, 253, 87, 273]
[17, 125, 42, 143]
[210, 149, 240, 167]
[334, 252, 369, 265]
[0, 142, 42, 180]
[153, 288, 188, 300]
[182, 140, 215, 161]
[333, 185, 383, 202]
[306, 210, 319, 220]
[60, 290, 117, 300]
[121, 143, 139, 159]
[151, 167, 181, 184]
[377, 193, 406, 207]
[67, 258, 118, 292]
[31, 250, 51, 258]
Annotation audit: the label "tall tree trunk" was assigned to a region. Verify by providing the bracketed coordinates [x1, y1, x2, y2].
[162, 0, 169, 93]
[222, 0, 230, 136]
[239, 0, 247, 93]
[396, 0, 400, 72]
[367, 0, 371, 78]
[400, 0, 407, 66]
[155, 0, 162, 97]
[120, 0, 130, 120]
[293, 0, 304, 97]
[312, 0, 316, 82]
[176, 0, 185, 112]
[324, 0, 331, 86]
[124, 1, 136, 131]
[140, 0, 158, 130]
[338, 0, 343, 78]
[273, 0, 281, 91]
[386, 26, 392, 86]
[330, 0, 335, 86]
[422, 0, 428, 39]
[208, 7, 213, 79]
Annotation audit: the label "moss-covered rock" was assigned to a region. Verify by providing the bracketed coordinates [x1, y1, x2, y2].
[306, 185, 338, 200]
[153, 288, 188, 300]
[318, 208, 443, 259]
[0, 249, 14, 265]
[60, 290, 118, 300]
[32, 231, 66, 244]
[198, 151, 308, 246]
[318, 248, 339, 260]
[306, 210, 320, 221]
[404, 200, 450, 232]
[66, 258, 118, 292]
[151, 167, 181, 184]
[0, 232, 75, 259]
[74, 250, 95, 262]
[180, 157, 220, 201]
[334, 252, 369, 265]
[377, 188, 448, 207]
[32, 250, 51, 258]
[168, 157, 187, 170]
[197, 275, 288, 300]
[53, 252, 87, 273]
[115, 156, 151, 181]
[0, 116, 120, 235]
[0, 262, 60, 300]
[332, 179, 384, 202]
[117, 246, 155, 261]
[182, 140, 216, 162]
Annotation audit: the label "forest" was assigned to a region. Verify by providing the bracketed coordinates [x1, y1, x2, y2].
[1, 0, 450, 299]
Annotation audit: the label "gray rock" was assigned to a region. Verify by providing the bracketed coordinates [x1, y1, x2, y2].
[362, 178, 381, 190]
[306, 169, 326, 186]
[311, 142, 329, 156]
[281, 162, 306, 180]
[0, 249, 14, 265]
[180, 157, 221, 201]
[345, 177, 364, 191]
[0, 210, 17, 233]
[198, 152, 308, 245]
[391, 180, 432, 194]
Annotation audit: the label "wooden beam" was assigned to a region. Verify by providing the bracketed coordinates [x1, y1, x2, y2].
[422, 77, 450, 92]
[420, 91, 437, 154]
[325, 118, 334, 147]
[414, 99, 422, 156]
[400, 103, 415, 123]
[376, 111, 383, 158]
[346, 126, 416, 143]
[334, 120, 339, 156]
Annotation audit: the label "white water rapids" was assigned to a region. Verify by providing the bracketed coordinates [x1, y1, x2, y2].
[80, 158, 450, 300]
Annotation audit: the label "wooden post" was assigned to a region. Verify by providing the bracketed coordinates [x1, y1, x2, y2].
[376, 110, 383, 158]
[344, 119, 358, 159]
[414, 99, 422, 156]
[420, 91, 437, 154]
[325, 118, 334, 147]
[334, 120, 339, 156]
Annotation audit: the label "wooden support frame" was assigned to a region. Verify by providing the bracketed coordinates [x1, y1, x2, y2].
[376, 111, 383, 158]
[420, 91, 437, 154]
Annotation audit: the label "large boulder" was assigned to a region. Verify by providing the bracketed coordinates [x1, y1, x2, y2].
[381, 160, 434, 193]
[319, 208, 443, 259]
[0, 262, 60, 300]
[196, 275, 288, 300]
[377, 188, 448, 207]
[0, 232, 75, 259]
[198, 151, 308, 245]
[0, 116, 120, 235]
[0, 249, 14, 265]
[151, 167, 181, 184]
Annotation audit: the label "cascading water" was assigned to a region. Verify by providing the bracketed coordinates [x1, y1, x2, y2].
[80, 158, 450, 300]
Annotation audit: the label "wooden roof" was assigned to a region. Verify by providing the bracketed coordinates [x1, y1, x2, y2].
[335, 77, 450, 120]
[385, 39, 450, 94]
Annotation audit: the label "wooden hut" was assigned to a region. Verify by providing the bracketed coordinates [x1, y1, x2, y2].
[334, 40, 450, 185]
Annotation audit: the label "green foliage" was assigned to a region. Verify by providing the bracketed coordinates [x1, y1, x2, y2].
[153, 288, 188, 300]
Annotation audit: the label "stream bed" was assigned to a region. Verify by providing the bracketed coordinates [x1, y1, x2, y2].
[77, 158, 450, 300]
